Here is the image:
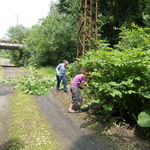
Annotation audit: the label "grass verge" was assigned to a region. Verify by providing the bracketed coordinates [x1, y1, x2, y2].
[35, 66, 55, 77]
[6, 92, 57, 150]
[0, 66, 3, 77]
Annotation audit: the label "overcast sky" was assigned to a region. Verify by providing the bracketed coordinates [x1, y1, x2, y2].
[0, 0, 58, 39]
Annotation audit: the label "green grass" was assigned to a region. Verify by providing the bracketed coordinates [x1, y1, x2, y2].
[0, 57, 3, 77]
[6, 92, 57, 150]
[0, 54, 10, 58]
[36, 66, 56, 77]
[0, 66, 3, 77]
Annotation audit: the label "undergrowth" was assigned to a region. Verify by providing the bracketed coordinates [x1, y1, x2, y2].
[15, 71, 56, 95]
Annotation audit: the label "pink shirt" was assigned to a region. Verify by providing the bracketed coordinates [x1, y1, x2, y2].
[71, 74, 85, 88]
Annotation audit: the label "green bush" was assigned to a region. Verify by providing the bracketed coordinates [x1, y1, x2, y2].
[25, 12, 77, 66]
[138, 107, 150, 127]
[68, 26, 150, 136]
[116, 24, 150, 51]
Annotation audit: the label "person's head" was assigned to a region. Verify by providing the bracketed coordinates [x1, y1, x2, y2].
[83, 71, 89, 77]
[63, 60, 69, 67]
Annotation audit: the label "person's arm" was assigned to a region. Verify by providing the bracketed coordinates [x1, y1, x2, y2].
[81, 81, 88, 86]
[56, 64, 61, 76]
[56, 68, 59, 76]
[80, 76, 88, 87]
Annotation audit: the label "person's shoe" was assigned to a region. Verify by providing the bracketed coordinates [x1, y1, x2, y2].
[67, 109, 76, 113]
[56, 90, 60, 93]
[64, 90, 68, 93]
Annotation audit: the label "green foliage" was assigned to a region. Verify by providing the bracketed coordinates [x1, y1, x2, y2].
[5, 0, 150, 67]
[5, 25, 29, 66]
[36, 66, 56, 77]
[68, 26, 150, 134]
[6, 25, 29, 42]
[143, 0, 150, 27]
[8, 93, 57, 150]
[24, 12, 77, 66]
[10, 50, 24, 66]
[15, 72, 56, 95]
[99, 0, 146, 45]
[116, 24, 150, 51]
[138, 107, 150, 127]
[0, 50, 10, 58]
[56, 0, 79, 15]
[57, 0, 148, 46]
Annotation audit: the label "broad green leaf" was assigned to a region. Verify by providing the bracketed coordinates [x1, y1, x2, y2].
[140, 91, 150, 99]
[137, 107, 150, 127]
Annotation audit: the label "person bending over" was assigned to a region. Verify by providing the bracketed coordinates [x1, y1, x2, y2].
[68, 71, 89, 113]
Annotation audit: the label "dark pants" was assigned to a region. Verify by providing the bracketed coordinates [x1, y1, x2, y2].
[70, 87, 83, 104]
[56, 75, 67, 91]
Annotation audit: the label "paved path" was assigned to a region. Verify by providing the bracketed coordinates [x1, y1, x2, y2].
[35, 93, 117, 150]
[0, 82, 12, 145]
[0, 66, 18, 145]
[0, 59, 24, 146]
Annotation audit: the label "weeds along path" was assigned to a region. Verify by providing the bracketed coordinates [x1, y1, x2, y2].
[35, 90, 116, 150]
[0, 66, 23, 145]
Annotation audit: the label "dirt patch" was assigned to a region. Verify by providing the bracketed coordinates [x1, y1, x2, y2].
[102, 124, 150, 150]
[106, 124, 135, 137]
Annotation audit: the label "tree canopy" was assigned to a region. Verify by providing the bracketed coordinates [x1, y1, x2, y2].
[6, 25, 29, 42]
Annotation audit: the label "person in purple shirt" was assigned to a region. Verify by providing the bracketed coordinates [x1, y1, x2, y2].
[68, 71, 89, 113]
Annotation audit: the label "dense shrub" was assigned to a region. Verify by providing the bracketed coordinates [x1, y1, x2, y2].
[24, 12, 77, 66]
[69, 48, 150, 119]
[116, 24, 150, 51]
[68, 26, 150, 136]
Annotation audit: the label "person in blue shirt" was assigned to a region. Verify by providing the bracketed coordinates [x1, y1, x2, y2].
[56, 60, 69, 92]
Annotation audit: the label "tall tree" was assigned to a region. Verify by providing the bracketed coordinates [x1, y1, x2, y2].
[25, 12, 77, 66]
[143, 0, 150, 27]
[6, 25, 29, 42]
[57, 0, 79, 15]
[99, 0, 146, 45]
[57, 0, 147, 45]
[5, 25, 29, 66]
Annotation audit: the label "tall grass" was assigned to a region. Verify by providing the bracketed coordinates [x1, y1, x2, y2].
[36, 66, 56, 77]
